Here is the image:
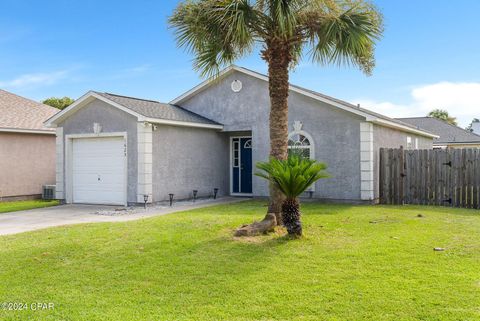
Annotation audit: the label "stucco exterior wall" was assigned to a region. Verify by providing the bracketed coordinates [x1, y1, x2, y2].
[180, 71, 364, 200]
[152, 125, 228, 201]
[57, 99, 139, 203]
[372, 124, 433, 199]
[444, 143, 480, 149]
[0, 132, 55, 198]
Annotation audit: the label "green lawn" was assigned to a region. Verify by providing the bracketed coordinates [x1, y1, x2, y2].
[0, 199, 59, 214]
[0, 201, 479, 321]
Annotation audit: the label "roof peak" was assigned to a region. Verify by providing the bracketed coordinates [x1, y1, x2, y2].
[100, 91, 163, 104]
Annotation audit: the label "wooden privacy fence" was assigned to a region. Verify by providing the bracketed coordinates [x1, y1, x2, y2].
[379, 148, 480, 209]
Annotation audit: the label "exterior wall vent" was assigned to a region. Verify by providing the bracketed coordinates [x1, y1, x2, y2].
[42, 185, 56, 200]
[231, 80, 242, 92]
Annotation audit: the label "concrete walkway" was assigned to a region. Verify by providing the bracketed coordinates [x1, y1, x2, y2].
[0, 197, 245, 236]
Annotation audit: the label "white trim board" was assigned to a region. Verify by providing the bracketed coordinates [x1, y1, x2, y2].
[438, 142, 480, 146]
[142, 117, 223, 130]
[0, 127, 55, 135]
[359, 122, 374, 201]
[137, 123, 153, 203]
[55, 127, 64, 200]
[170, 65, 437, 139]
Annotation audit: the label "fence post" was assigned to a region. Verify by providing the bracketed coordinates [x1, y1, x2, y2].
[399, 146, 405, 205]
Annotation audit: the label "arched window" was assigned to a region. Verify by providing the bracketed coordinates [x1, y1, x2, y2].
[288, 123, 316, 192]
[288, 132, 314, 160]
[244, 139, 252, 149]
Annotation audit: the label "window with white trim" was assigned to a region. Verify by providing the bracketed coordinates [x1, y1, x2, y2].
[406, 136, 413, 149]
[288, 133, 312, 159]
[288, 128, 315, 192]
[233, 140, 240, 167]
[244, 139, 252, 149]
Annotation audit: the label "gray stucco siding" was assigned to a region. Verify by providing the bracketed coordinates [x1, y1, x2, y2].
[181, 71, 271, 197]
[372, 124, 433, 199]
[57, 99, 139, 203]
[288, 92, 364, 200]
[152, 125, 229, 201]
[181, 71, 365, 200]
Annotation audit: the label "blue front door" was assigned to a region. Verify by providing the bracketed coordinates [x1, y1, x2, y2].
[232, 137, 252, 194]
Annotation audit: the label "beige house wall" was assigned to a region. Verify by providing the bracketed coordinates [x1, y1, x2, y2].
[0, 132, 55, 199]
[446, 143, 480, 149]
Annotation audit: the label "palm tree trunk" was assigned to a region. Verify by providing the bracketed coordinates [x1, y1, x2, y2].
[282, 198, 302, 236]
[263, 41, 291, 225]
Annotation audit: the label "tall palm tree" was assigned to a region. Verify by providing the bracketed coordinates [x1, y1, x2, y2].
[169, 0, 383, 224]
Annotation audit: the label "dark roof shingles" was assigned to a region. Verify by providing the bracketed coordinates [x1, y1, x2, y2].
[96, 92, 221, 126]
[397, 117, 480, 144]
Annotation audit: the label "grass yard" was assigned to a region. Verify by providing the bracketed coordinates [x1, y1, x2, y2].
[0, 199, 59, 214]
[0, 201, 479, 321]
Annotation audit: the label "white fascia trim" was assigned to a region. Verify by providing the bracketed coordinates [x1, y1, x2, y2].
[371, 118, 439, 139]
[144, 117, 224, 130]
[441, 142, 480, 146]
[0, 127, 56, 135]
[44, 91, 144, 127]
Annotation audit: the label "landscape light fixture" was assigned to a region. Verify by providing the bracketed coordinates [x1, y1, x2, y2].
[143, 194, 149, 209]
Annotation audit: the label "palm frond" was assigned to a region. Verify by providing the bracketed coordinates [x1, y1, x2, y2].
[169, 0, 259, 77]
[255, 154, 330, 199]
[297, 0, 383, 75]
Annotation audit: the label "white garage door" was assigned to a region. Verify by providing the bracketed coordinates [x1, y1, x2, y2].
[72, 137, 126, 205]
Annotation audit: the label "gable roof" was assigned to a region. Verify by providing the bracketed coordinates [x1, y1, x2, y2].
[0, 89, 58, 134]
[45, 91, 223, 130]
[397, 117, 480, 145]
[95, 92, 221, 126]
[170, 65, 438, 138]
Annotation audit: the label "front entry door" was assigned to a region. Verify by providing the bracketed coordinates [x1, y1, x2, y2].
[232, 137, 252, 194]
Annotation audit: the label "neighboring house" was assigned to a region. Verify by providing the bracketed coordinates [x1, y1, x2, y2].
[45, 66, 435, 206]
[398, 117, 480, 149]
[0, 89, 58, 200]
[471, 120, 480, 135]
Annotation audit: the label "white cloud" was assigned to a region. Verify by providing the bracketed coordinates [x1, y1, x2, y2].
[0, 70, 69, 89]
[124, 64, 152, 73]
[354, 82, 480, 127]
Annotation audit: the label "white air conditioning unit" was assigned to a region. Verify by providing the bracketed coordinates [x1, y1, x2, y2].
[42, 185, 56, 200]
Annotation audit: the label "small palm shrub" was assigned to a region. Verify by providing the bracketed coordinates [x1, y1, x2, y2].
[255, 155, 329, 237]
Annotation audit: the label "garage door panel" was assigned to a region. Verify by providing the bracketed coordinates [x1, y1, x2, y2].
[74, 191, 125, 204]
[72, 137, 126, 205]
[73, 164, 125, 173]
[72, 174, 125, 186]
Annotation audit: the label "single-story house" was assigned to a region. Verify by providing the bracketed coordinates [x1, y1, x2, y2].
[398, 117, 480, 149]
[0, 89, 58, 200]
[45, 66, 436, 206]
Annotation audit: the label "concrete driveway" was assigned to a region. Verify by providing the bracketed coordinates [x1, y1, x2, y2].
[0, 197, 244, 236]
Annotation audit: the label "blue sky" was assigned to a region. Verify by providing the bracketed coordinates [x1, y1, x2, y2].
[1, 0, 479, 126]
